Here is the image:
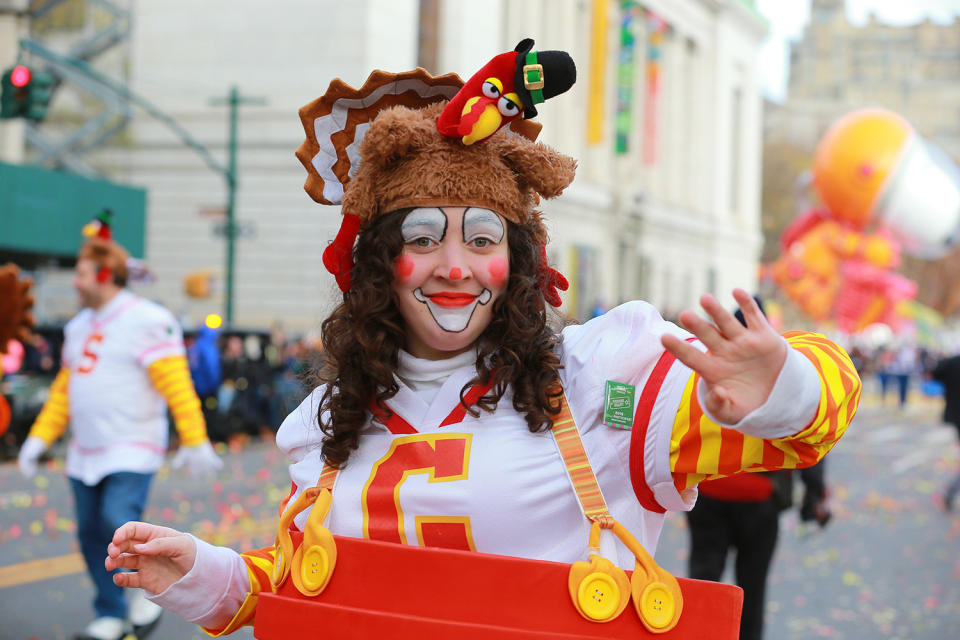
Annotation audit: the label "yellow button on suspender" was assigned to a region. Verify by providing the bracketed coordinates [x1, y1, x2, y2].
[291, 489, 337, 597]
[299, 545, 332, 593]
[576, 571, 622, 621]
[637, 582, 677, 630]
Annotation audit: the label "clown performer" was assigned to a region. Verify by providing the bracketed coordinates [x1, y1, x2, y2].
[106, 41, 860, 638]
[17, 210, 223, 640]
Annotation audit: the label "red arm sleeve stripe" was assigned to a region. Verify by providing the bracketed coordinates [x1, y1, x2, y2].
[628, 349, 678, 513]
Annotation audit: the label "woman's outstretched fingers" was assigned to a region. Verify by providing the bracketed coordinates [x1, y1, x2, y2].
[701, 293, 745, 339]
[731, 288, 765, 328]
[662, 333, 711, 377]
[677, 309, 724, 351]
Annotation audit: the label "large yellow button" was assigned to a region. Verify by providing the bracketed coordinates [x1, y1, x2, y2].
[577, 572, 621, 621]
[299, 546, 330, 592]
[638, 582, 676, 629]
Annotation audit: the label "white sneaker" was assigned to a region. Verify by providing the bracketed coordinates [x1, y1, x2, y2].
[77, 616, 125, 640]
[128, 588, 163, 627]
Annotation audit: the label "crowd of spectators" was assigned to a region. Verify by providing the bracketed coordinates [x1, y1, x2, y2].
[186, 326, 324, 444]
[846, 341, 945, 407]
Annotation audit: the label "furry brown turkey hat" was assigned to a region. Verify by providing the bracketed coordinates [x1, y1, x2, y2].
[297, 61, 577, 303]
[343, 102, 576, 232]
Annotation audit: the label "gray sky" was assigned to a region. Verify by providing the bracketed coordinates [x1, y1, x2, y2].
[756, 0, 960, 102]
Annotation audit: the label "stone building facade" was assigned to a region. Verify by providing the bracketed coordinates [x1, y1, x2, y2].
[5, 0, 768, 331]
[767, 0, 960, 158]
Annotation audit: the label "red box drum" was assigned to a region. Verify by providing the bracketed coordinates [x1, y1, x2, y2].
[254, 533, 743, 639]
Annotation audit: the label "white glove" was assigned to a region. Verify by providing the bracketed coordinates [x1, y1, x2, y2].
[171, 440, 223, 478]
[17, 436, 48, 479]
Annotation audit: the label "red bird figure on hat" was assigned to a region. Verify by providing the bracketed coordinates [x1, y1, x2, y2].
[82, 208, 114, 240]
[438, 38, 575, 146]
[437, 50, 524, 145]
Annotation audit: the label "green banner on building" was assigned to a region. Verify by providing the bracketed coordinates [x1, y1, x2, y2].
[0, 162, 146, 258]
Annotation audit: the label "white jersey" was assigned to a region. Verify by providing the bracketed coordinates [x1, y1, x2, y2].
[61, 289, 186, 485]
[276, 301, 696, 568]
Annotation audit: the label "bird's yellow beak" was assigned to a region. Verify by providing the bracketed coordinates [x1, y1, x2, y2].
[462, 103, 503, 146]
[82, 222, 99, 238]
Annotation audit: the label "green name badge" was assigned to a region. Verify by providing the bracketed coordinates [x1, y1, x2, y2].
[603, 380, 635, 429]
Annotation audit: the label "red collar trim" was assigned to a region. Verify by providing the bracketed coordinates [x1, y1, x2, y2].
[370, 377, 495, 434]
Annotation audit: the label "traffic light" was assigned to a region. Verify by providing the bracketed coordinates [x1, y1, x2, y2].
[0, 64, 54, 121]
[1, 65, 30, 119]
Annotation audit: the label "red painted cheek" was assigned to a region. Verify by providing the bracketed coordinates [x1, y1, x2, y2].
[487, 257, 508, 287]
[395, 255, 415, 283]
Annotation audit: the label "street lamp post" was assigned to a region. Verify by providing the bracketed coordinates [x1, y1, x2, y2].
[211, 86, 265, 326]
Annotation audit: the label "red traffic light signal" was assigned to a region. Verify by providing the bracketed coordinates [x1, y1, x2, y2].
[1, 65, 54, 121]
[10, 65, 31, 88]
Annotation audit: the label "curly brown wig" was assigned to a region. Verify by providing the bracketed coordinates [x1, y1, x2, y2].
[316, 209, 564, 468]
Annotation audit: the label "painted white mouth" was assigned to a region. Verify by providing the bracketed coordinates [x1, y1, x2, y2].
[414, 287, 493, 333]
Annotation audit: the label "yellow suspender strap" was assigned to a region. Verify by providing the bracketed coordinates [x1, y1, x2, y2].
[272, 463, 340, 590]
[550, 386, 615, 530]
[317, 463, 339, 491]
[552, 385, 685, 631]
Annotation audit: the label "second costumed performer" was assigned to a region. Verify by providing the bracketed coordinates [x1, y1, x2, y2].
[106, 39, 861, 637]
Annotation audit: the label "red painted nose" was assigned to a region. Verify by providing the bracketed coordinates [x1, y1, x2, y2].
[448, 268, 462, 280]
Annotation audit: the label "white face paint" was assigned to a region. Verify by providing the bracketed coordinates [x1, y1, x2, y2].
[413, 287, 493, 332]
[462, 207, 505, 245]
[400, 207, 447, 247]
[392, 207, 510, 360]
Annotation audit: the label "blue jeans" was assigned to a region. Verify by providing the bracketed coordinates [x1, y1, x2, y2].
[70, 472, 153, 619]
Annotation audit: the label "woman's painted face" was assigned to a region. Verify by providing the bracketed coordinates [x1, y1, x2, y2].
[391, 206, 510, 360]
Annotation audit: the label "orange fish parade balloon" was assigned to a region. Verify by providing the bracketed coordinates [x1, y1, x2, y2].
[773, 108, 960, 332]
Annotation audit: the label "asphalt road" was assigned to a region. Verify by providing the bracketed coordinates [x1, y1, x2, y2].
[0, 392, 957, 640]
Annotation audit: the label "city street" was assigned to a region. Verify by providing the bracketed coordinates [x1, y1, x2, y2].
[3, 2, 959, 640]
[1, 393, 958, 640]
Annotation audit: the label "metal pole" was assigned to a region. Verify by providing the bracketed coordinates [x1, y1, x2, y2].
[225, 85, 238, 325]
[209, 86, 263, 327]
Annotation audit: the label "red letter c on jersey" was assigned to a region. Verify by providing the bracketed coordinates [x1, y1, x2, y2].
[362, 433, 476, 551]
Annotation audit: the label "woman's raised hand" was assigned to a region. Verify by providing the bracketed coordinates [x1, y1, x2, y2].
[660, 288, 787, 425]
[105, 521, 197, 595]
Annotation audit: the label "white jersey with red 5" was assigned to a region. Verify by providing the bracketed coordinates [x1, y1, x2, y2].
[61, 289, 186, 484]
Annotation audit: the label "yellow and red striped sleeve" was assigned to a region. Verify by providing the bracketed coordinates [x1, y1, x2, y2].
[147, 355, 208, 446]
[27, 368, 71, 445]
[669, 331, 861, 492]
[202, 546, 277, 636]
